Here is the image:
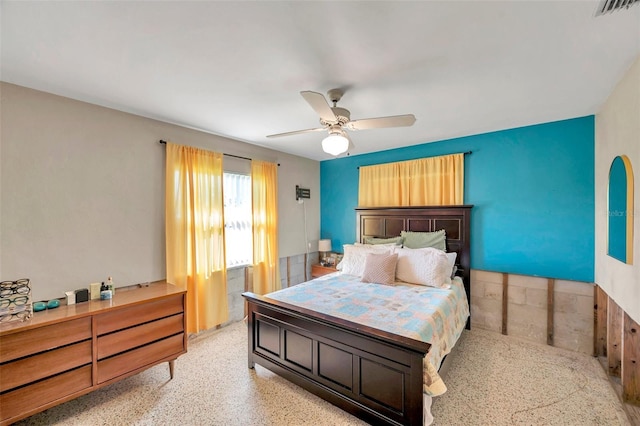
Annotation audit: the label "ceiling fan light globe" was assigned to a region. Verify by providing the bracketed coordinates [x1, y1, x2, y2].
[322, 134, 349, 156]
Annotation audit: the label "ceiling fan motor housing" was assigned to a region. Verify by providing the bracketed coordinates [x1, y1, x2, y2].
[327, 124, 346, 136]
[320, 107, 350, 127]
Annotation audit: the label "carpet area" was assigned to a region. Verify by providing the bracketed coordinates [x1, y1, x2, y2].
[15, 321, 631, 425]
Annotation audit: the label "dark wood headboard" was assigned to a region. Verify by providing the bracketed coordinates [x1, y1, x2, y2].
[356, 205, 473, 326]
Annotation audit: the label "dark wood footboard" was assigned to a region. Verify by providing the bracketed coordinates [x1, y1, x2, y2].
[243, 292, 430, 426]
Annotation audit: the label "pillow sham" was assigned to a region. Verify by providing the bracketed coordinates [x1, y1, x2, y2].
[401, 229, 446, 251]
[362, 236, 404, 246]
[340, 244, 394, 277]
[341, 242, 395, 270]
[361, 252, 399, 285]
[445, 251, 457, 278]
[394, 247, 450, 287]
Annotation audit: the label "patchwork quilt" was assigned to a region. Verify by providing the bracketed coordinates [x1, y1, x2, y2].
[265, 273, 470, 396]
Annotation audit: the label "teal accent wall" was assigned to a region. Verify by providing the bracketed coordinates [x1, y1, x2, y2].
[320, 116, 595, 282]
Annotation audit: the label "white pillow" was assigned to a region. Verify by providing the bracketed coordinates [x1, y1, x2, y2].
[394, 247, 451, 287]
[445, 251, 457, 278]
[340, 244, 394, 277]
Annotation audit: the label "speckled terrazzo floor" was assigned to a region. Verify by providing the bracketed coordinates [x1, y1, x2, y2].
[14, 322, 631, 426]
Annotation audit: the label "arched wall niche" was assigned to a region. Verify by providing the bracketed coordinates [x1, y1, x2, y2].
[608, 155, 634, 264]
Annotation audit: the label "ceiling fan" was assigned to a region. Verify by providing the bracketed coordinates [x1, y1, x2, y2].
[267, 89, 416, 156]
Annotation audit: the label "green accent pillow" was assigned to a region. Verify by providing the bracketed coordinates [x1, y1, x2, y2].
[363, 236, 404, 245]
[401, 229, 446, 251]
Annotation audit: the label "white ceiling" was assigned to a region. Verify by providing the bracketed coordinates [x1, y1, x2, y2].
[2, 1, 639, 161]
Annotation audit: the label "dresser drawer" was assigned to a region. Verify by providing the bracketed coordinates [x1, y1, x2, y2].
[0, 317, 92, 363]
[97, 313, 184, 360]
[97, 333, 185, 384]
[0, 340, 92, 392]
[0, 365, 92, 423]
[95, 294, 184, 335]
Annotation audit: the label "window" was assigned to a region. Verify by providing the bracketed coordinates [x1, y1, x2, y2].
[223, 172, 253, 267]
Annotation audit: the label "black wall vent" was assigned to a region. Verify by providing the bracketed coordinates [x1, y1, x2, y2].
[296, 185, 310, 200]
[595, 0, 639, 16]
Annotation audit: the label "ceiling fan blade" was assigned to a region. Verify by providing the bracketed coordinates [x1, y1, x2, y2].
[300, 91, 337, 123]
[266, 127, 326, 138]
[347, 114, 416, 130]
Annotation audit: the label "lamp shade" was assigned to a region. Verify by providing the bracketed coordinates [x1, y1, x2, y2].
[322, 134, 349, 156]
[318, 239, 332, 252]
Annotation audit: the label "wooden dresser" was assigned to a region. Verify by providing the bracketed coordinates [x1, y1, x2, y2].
[0, 281, 186, 425]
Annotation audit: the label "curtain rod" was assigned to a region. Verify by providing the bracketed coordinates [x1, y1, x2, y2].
[159, 140, 279, 166]
[356, 151, 472, 169]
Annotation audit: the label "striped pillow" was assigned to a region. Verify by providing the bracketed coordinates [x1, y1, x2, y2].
[361, 252, 399, 284]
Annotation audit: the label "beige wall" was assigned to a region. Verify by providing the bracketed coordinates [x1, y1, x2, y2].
[471, 270, 594, 354]
[0, 83, 320, 301]
[595, 55, 640, 324]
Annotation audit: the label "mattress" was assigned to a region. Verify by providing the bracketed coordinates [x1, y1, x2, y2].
[265, 272, 470, 397]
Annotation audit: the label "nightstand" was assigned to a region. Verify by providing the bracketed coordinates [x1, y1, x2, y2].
[311, 264, 337, 278]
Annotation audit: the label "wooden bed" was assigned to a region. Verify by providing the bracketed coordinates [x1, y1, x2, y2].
[243, 205, 472, 426]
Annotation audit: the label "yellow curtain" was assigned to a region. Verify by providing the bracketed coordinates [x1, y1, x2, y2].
[358, 153, 464, 206]
[358, 161, 404, 206]
[165, 143, 228, 333]
[251, 160, 280, 295]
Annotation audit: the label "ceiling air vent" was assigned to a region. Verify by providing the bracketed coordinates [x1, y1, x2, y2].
[595, 0, 639, 16]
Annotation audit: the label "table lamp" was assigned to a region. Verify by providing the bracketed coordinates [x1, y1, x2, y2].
[318, 239, 332, 265]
